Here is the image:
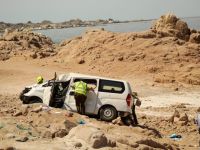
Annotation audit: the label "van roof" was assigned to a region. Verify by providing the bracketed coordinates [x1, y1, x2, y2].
[58, 72, 127, 83]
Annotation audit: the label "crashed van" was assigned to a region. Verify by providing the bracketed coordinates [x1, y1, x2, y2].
[20, 73, 134, 121]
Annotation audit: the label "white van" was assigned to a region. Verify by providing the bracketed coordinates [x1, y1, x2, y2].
[21, 73, 134, 121]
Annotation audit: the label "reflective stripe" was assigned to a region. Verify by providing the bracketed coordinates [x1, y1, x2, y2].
[74, 81, 87, 95]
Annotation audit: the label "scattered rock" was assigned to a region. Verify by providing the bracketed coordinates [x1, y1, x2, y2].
[179, 113, 189, 122]
[136, 138, 166, 149]
[107, 139, 117, 147]
[53, 129, 68, 138]
[16, 136, 28, 142]
[152, 13, 190, 40]
[22, 105, 29, 115]
[112, 117, 124, 125]
[174, 87, 179, 91]
[68, 125, 116, 149]
[168, 110, 180, 123]
[42, 131, 52, 139]
[4, 147, 16, 150]
[66, 111, 73, 117]
[74, 142, 82, 148]
[173, 109, 180, 118]
[189, 33, 200, 43]
[5, 133, 15, 139]
[197, 107, 200, 112]
[13, 110, 22, 117]
[31, 106, 42, 113]
[78, 58, 85, 64]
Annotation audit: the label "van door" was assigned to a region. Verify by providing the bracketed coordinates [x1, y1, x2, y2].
[43, 86, 52, 106]
[65, 78, 98, 114]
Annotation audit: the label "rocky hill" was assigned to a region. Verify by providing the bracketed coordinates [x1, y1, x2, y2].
[0, 30, 57, 60]
[57, 14, 200, 86]
[0, 14, 199, 86]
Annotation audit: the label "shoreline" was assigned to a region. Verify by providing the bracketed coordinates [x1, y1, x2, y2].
[0, 18, 154, 33]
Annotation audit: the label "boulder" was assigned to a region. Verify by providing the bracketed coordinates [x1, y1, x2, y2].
[189, 33, 200, 44]
[197, 107, 200, 112]
[173, 109, 180, 118]
[31, 106, 42, 113]
[152, 13, 190, 40]
[53, 129, 68, 138]
[179, 113, 189, 122]
[78, 58, 85, 64]
[4, 147, 16, 150]
[5, 133, 15, 139]
[42, 131, 53, 139]
[16, 136, 28, 142]
[74, 142, 82, 148]
[67, 125, 116, 149]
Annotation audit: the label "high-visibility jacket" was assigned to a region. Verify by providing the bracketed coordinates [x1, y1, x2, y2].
[74, 81, 87, 96]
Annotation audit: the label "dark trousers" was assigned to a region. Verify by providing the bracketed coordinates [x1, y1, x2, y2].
[74, 93, 87, 115]
[132, 105, 138, 124]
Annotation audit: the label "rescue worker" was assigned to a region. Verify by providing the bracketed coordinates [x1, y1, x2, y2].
[72, 80, 94, 115]
[36, 76, 44, 84]
[132, 92, 141, 125]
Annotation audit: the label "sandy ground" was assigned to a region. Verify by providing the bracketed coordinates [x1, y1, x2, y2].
[0, 14, 200, 149]
[0, 58, 200, 150]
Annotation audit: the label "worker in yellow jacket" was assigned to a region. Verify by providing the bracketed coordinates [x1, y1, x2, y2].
[72, 81, 94, 115]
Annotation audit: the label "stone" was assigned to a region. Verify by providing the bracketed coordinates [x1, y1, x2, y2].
[173, 109, 180, 118]
[5, 147, 16, 150]
[42, 131, 52, 139]
[197, 107, 200, 112]
[118, 56, 123, 61]
[68, 125, 115, 148]
[78, 58, 85, 64]
[66, 111, 73, 117]
[152, 13, 190, 40]
[90, 131, 108, 148]
[5, 133, 15, 139]
[189, 33, 200, 44]
[74, 142, 82, 148]
[112, 117, 124, 125]
[53, 129, 68, 138]
[179, 113, 189, 122]
[13, 110, 22, 117]
[30, 52, 37, 59]
[107, 139, 117, 147]
[22, 105, 29, 115]
[16, 136, 28, 142]
[31, 106, 42, 113]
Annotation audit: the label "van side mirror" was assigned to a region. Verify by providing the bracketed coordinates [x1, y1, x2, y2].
[69, 91, 75, 96]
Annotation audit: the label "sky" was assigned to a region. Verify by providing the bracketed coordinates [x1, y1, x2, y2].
[0, 0, 200, 23]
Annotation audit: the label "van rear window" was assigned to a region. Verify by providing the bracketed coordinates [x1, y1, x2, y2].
[99, 79, 125, 93]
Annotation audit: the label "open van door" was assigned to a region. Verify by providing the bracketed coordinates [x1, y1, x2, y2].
[43, 86, 51, 106]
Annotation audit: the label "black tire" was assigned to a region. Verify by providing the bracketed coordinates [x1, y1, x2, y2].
[28, 97, 42, 104]
[100, 106, 117, 122]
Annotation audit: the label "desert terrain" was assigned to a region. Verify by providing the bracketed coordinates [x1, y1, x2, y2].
[0, 14, 200, 150]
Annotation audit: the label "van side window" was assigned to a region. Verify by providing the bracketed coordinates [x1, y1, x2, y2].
[74, 78, 97, 86]
[99, 79, 125, 93]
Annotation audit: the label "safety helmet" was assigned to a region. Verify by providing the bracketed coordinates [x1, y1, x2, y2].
[36, 76, 44, 84]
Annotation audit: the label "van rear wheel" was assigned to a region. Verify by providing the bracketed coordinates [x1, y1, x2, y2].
[100, 106, 117, 122]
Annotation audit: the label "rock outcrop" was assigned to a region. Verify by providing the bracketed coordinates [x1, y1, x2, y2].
[152, 13, 191, 40]
[0, 30, 57, 60]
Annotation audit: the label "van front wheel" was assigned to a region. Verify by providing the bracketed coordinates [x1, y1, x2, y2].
[100, 106, 117, 122]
